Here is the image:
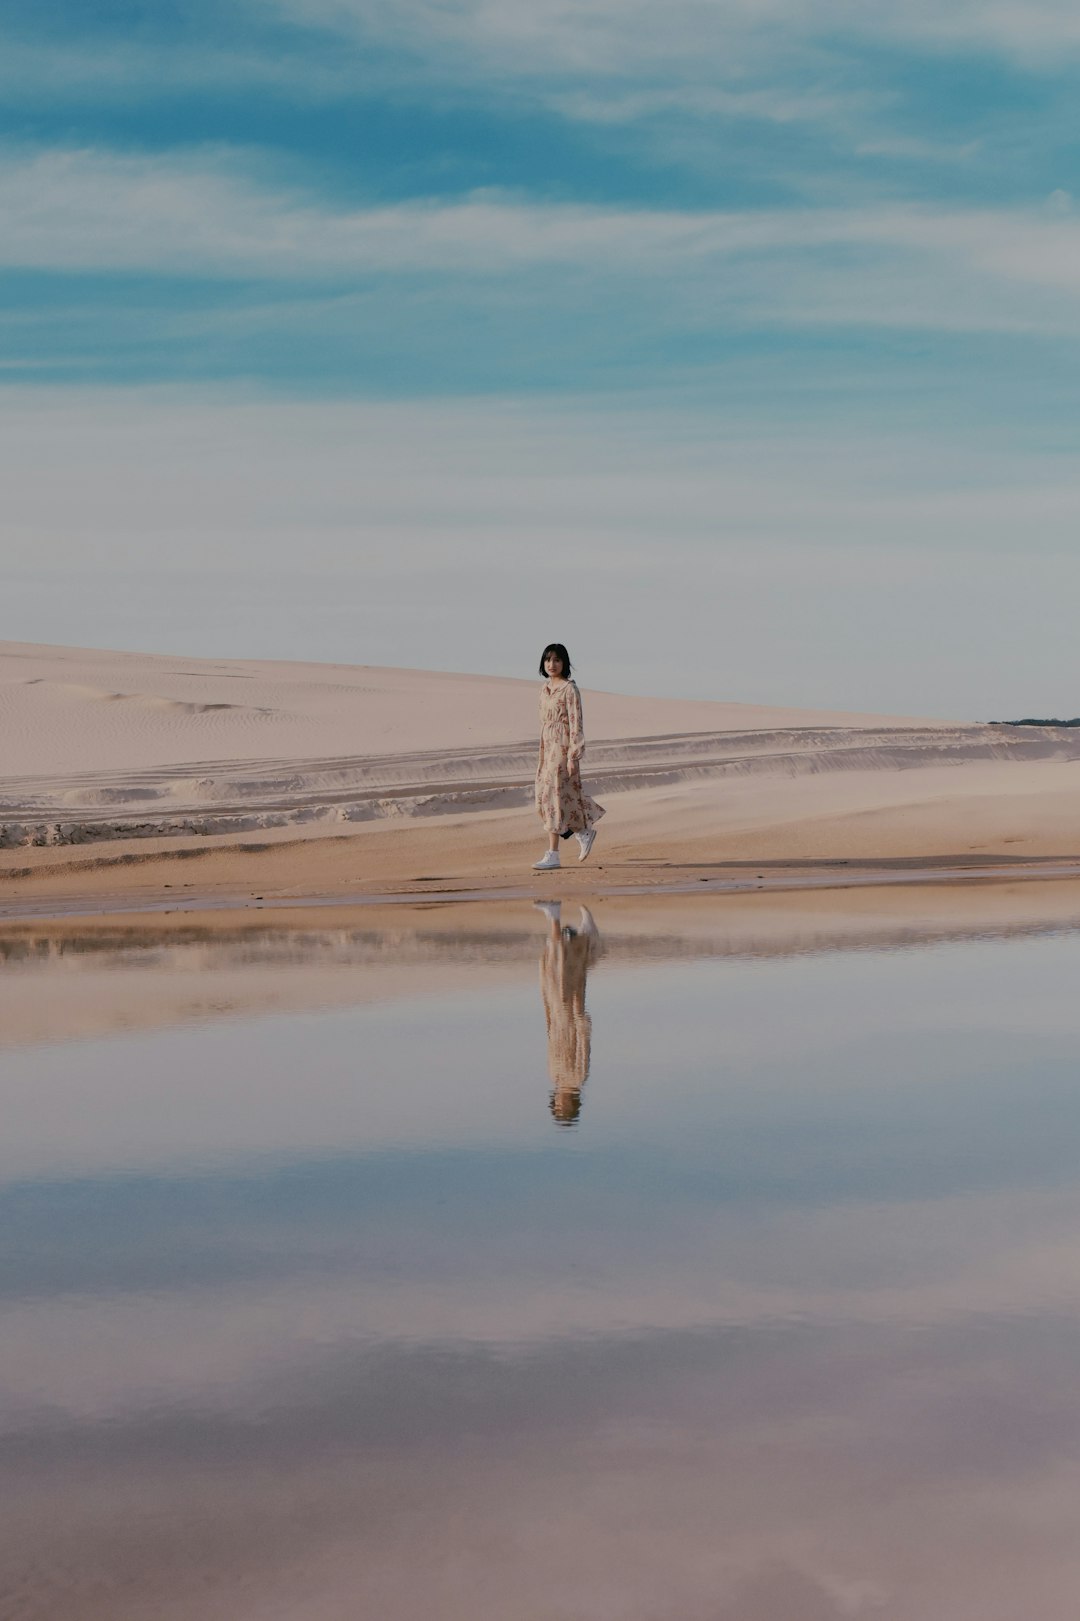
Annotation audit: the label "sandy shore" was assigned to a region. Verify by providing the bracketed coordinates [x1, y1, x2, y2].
[4, 640, 1080, 918]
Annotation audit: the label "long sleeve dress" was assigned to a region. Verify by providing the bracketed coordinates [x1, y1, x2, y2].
[535, 678, 606, 837]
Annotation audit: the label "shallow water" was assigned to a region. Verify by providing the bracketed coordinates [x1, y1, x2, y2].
[5, 897, 1080, 1619]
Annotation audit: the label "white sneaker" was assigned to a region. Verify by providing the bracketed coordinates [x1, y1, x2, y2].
[533, 900, 562, 922]
[576, 828, 596, 862]
[533, 850, 561, 870]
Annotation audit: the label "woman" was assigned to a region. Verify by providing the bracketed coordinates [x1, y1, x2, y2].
[533, 642, 605, 871]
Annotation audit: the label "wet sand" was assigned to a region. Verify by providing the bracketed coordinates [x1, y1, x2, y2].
[3, 833, 1080, 925]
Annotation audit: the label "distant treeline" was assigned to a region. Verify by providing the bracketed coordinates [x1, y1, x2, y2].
[999, 718, 1080, 727]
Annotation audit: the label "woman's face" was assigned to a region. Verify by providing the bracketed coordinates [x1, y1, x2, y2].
[544, 651, 565, 680]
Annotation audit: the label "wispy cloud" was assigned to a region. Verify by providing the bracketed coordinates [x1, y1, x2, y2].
[546, 83, 873, 129]
[2, 0, 1073, 248]
[275, 0, 1080, 70]
[887, 0, 1080, 57]
[0, 34, 361, 103]
[4, 145, 1080, 340]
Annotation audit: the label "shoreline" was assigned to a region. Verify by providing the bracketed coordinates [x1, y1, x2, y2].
[4, 851, 1080, 925]
[8, 862, 1080, 1051]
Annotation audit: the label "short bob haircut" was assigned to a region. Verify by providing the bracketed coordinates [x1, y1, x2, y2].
[539, 642, 573, 679]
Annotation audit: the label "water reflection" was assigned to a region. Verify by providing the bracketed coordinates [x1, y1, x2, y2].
[9, 902, 1080, 1615]
[534, 902, 603, 1125]
[8, 883, 1080, 1055]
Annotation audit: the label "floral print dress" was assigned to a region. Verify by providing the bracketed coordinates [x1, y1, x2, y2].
[535, 679, 606, 836]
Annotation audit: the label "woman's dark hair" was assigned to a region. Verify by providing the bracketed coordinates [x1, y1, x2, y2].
[539, 643, 572, 678]
[550, 1088, 583, 1125]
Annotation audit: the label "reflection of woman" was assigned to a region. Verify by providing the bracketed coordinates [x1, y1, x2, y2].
[535, 902, 602, 1125]
[533, 642, 605, 871]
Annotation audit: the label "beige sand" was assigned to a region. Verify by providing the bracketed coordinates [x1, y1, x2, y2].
[3, 640, 1080, 917]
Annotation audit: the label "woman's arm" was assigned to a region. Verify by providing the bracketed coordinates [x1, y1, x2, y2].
[567, 681, 585, 764]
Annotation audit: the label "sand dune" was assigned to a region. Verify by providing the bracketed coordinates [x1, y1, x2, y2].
[0, 639, 958, 847]
[2, 639, 929, 779]
[3, 641, 1080, 913]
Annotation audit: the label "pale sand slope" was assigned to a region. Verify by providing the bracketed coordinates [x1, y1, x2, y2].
[2, 640, 1080, 910]
[2, 639, 935, 777]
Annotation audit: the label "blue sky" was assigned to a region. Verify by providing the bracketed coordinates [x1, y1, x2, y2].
[3, 0, 1080, 713]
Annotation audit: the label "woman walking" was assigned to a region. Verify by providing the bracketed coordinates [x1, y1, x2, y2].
[533, 642, 605, 870]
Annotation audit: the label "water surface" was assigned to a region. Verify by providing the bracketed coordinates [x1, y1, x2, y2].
[4, 894, 1080, 1619]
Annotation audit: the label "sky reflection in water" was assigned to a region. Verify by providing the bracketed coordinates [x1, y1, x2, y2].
[3, 899, 1080, 1619]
